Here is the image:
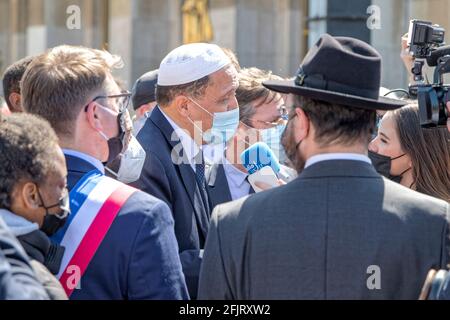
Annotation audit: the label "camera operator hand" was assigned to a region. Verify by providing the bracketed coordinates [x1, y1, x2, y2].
[401, 33, 415, 83]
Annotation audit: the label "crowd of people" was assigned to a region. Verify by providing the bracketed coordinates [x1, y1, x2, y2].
[0, 31, 449, 300]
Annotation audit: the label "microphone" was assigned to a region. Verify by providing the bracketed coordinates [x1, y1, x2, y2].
[240, 142, 286, 192]
[427, 45, 450, 66]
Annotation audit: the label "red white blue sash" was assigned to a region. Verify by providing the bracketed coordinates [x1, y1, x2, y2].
[51, 170, 137, 297]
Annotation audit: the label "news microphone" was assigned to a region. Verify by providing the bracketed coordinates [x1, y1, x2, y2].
[427, 45, 450, 66]
[240, 142, 288, 192]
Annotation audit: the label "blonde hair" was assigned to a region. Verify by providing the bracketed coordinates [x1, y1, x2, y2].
[21, 45, 123, 136]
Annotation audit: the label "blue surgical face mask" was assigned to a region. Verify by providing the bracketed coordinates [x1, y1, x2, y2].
[260, 124, 287, 163]
[189, 98, 239, 145]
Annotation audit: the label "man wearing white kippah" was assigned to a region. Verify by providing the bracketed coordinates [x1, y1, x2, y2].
[131, 43, 239, 298]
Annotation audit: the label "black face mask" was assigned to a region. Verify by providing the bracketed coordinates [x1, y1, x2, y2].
[368, 151, 411, 184]
[38, 189, 71, 237]
[281, 114, 305, 173]
[41, 215, 68, 237]
[104, 111, 127, 165]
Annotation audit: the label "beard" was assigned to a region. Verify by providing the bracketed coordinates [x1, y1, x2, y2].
[281, 123, 306, 173]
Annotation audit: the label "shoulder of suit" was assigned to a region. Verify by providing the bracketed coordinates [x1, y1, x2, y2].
[118, 188, 171, 221]
[136, 119, 164, 145]
[382, 178, 449, 218]
[211, 188, 279, 231]
[213, 196, 249, 222]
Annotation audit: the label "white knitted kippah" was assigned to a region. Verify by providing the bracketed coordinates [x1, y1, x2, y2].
[158, 43, 231, 86]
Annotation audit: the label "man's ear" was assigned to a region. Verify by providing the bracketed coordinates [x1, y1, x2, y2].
[8, 92, 23, 112]
[21, 182, 41, 210]
[295, 108, 310, 141]
[174, 96, 191, 118]
[85, 102, 103, 132]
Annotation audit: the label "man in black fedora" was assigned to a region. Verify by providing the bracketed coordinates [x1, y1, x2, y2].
[198, 34, 450, 300]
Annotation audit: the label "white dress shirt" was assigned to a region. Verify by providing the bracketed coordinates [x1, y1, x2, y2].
[160, 108, 201, 171]
[203, 143, 226, 164]
[222, 157, 252, 201]
[62, 149, 105, 174]
[305, 153, 372, 169]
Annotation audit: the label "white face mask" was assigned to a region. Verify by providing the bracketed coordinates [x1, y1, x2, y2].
[132, 112, 150, 136]
[260, 124, 287, 164]
[105, 135, 146, 184]
[188, 98, 240, 145]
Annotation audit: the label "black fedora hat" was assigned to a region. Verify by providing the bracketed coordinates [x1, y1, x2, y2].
[263, 34, 407, 110]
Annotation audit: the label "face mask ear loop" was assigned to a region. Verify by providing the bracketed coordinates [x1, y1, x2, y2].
[391, 153, 406, 161]
[104, 166, 119, 178]
[188, 97, 214, 118]
[98, 130, 109, 141]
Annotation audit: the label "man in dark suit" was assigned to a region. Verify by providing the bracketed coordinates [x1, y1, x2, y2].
[21, 45, 188, 300]
[198, 34, 450, 300]
[132, 43, 239, 298]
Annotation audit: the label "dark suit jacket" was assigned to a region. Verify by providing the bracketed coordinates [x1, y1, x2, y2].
[206, 162, 232, 211]
[198, 160, 450, 300]
[0, 217, 49, 300]
[65, 154, 189, 300]
[131, 107, 211, 299]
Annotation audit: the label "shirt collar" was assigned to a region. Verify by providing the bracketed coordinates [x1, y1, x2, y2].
[62, 149, 105, 174]
[223, 157, 249, 187]
[160, 107, 201, 168]
[305, 153, 372, 169]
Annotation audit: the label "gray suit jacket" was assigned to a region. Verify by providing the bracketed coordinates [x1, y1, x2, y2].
[198, 160, 450, 300]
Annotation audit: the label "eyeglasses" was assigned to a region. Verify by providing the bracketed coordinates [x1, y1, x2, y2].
[255, 105, 289, 127]
[285, 104, 302, 121]
[85, 92, 132, 113]
[37, 188, 70, 219]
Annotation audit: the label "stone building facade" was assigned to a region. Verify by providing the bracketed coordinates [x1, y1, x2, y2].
[0, 0, 449, 92]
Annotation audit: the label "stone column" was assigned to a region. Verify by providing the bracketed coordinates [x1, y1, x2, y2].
[108, 0, 133, 85]
[27, 0, 47, 57]
[210, 0, 237, 50]
[287, 0, 308, 76]
[108, 0, 182, 88]
[0, 0, 10, 75]
[26, 0, 108, 57]
[9, 0, 28, 61]
[371, 0, 409, 89]
[235, 0, 307, 77]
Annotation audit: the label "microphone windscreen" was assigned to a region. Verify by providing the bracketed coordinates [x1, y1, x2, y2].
[240, 142, 281, 175]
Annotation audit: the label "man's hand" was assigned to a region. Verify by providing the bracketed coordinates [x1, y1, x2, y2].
[254, 179, 286, 191]
[401, 33, 415, 83]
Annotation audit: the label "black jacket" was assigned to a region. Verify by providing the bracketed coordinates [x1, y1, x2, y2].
[0, 217, 49, 300]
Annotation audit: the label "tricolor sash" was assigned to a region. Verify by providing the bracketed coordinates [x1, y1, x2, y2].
[52, 170, 137, 297]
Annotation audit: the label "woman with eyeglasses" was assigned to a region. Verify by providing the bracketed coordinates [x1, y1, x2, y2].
[0, 113, 69, 299]
[369, 103, 450, 202]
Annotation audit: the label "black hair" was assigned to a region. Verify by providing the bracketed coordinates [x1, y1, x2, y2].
[2, 56, 34, 109]
[0, 113, 59, 208]
[294, 96, 376, 146]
